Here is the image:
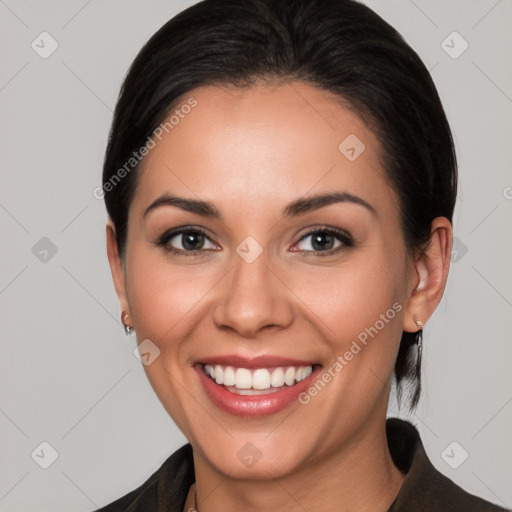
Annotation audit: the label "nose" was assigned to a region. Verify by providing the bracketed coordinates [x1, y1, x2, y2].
[212, 245, 294, 338]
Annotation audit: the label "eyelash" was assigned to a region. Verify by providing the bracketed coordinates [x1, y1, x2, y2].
[155, 226, 354, 258]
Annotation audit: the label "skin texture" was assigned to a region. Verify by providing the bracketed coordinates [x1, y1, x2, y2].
[106, 82, 452, 512]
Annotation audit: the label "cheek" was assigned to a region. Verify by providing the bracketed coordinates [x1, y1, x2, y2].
[304, 254, 403, 332]
[126, 248, 211, 340]
[294, 250, 406, 383]
[124, 250, 211, 428]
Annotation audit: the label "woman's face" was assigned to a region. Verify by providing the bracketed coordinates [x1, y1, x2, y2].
[112, 82, 419, 478]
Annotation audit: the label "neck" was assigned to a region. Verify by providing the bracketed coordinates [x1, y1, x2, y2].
[186, 415, 405, 512]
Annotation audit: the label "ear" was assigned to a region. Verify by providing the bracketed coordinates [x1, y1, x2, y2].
[402, 217, 453, 333]
[106, 220, 131, 320]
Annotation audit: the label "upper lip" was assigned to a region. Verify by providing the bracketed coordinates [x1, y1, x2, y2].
[196, 354, 319, 369]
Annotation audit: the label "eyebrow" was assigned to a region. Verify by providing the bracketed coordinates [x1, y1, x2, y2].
[142, 191, 377, 221]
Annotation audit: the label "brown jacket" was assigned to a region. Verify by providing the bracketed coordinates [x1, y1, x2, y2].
[95, 418, 509, 511]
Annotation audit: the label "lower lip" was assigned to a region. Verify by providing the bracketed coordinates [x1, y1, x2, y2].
[195, 364, 321, 417]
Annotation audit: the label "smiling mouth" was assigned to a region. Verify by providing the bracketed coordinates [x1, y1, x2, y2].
[201, 363, 318, 395]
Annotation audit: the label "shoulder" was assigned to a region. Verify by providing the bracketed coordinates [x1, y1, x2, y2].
[92, 443, 194, 512]
[92, 469, 159, 512]
[386, 418, 509, 512]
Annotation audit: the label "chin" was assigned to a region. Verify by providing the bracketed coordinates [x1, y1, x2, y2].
[195, 435, 308, 480]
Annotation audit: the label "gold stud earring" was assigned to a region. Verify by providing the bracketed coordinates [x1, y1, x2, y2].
[122, 312, 134, 335]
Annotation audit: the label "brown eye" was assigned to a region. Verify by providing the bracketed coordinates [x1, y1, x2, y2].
[157, 227, 218, 255]
[293, 227, 353, 256]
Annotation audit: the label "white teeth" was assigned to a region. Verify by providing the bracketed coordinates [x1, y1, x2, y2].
[205, 364, 215, 379]
[235, 368, 252, 389]
[203, 364, 314, 391]
[270, 367, 285, 387]
[223, 366, 236, 386]
[284, 367, 295, 386]
[252, 369, 270, 390]
[214, 365, 224, 385]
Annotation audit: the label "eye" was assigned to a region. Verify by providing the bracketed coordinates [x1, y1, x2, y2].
[292, 227, 353, 256]
[155, 226, 353, 257]
[156, 227, 219, 255]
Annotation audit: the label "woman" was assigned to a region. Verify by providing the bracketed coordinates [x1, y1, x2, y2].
[96, 0, 507, 510]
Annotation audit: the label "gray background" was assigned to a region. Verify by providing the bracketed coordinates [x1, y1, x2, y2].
[0, 0, 511, 510]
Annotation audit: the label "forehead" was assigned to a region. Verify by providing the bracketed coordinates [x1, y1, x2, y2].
[131, 82, 395, 220]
